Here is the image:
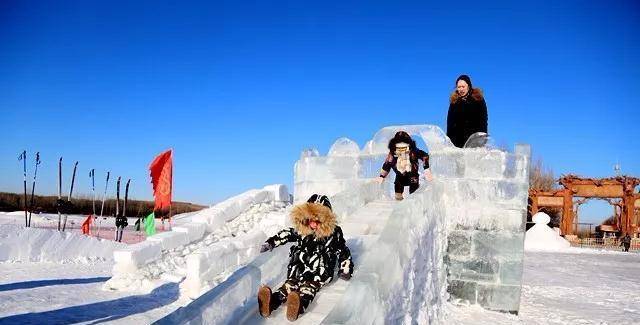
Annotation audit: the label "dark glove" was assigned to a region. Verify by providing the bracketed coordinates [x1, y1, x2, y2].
[260, 242, 273, 253]
[338, 272, 351, 281]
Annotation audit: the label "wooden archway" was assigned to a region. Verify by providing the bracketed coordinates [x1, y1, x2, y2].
[529, 175, 640, 236]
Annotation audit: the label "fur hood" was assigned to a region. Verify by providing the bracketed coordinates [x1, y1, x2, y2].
[290, 202, 337, 239]
[450, 87, 484, 104]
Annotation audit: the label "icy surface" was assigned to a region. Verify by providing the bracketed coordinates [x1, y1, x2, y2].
[524, 212, 571, 252]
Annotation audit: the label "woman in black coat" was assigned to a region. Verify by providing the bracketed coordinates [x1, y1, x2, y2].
[446, 75, 489, 148]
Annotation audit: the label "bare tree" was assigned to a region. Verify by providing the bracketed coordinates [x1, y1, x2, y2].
[529, 158, 556, 191]
[528, 158, 562, 227]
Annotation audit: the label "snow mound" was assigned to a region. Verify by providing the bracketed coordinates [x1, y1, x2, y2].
[524, 212, 570, 252]
[0, 224, 126, 263]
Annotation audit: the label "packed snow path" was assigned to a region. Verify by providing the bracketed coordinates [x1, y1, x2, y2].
[216, 200, 395, 324]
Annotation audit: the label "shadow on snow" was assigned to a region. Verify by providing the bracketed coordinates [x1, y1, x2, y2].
[0, 282, 179, 325]
[0, 277, 111, 292]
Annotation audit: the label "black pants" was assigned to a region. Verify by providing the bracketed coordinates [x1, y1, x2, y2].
[394, 174, 419, 194]
[623, 244, 630, 252]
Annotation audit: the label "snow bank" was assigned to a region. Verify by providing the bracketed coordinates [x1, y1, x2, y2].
[0, 224, 125, 263]
[524, 212, 571, 252]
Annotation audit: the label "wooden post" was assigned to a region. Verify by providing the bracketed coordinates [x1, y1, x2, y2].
[562, 189, 574, 236]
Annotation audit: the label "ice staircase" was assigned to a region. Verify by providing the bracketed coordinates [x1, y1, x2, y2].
[242, 200, 396, 324]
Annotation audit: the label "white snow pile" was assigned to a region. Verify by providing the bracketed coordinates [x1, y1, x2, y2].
[524, 212, 570, 251]
[0, 224, 126, 263]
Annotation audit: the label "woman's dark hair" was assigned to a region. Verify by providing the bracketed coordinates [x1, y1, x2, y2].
[387, 131, 417, 153]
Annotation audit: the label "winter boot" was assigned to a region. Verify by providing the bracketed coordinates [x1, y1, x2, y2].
[258, 286, 273, 317]
[286, 291, 302, 321]
[394, 193, 404, 201]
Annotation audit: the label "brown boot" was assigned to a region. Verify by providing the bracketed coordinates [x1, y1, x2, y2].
[258, 286, 272, 317]
[395, 193, 404, 201]
[286, 291, 302, 321]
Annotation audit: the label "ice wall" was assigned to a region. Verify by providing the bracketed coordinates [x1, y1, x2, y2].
[434, 145, 530, 314]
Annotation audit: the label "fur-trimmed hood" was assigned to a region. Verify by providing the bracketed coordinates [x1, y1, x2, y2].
[450, 87, 484, 104]
[290, 202, 337, 239]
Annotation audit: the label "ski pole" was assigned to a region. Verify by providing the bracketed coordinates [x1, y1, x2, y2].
[97, 172, 110, 238]
[27, 152, 40, 227]
[62, 161, 78, 231]
[18, 151, 27, 227]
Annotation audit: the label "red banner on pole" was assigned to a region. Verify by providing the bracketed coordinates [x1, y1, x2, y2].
[82, 215, 92, 235]
[149, 149, 173, 211]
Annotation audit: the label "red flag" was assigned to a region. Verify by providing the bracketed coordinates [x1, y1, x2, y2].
[82, 215, 92, 235]
[149, 149, 173, 211]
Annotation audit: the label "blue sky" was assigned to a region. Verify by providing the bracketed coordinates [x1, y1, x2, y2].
[1, 1, 638, 223]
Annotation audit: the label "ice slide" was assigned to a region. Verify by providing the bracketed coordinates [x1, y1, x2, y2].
[153, 125, 530, 324]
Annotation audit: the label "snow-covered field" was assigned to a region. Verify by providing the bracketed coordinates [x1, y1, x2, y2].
[1, 246, 638, 324]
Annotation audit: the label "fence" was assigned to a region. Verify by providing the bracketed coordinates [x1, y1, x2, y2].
[569, 238, 640, 251]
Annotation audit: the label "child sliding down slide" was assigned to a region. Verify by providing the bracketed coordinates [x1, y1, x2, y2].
[257, 194, 354, 321]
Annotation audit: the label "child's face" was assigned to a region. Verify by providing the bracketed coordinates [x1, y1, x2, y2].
[305, 218, 320, 230]
[395, 143, 409, 155]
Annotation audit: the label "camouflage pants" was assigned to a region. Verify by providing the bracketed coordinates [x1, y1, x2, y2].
[273, 279, 321, 313]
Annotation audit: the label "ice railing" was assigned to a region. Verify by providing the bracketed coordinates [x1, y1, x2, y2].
[109, 185, 289, 287]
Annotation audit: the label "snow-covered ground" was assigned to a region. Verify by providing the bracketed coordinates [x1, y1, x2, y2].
[1, 247, 638, 324]
[447, 249, 640, 325]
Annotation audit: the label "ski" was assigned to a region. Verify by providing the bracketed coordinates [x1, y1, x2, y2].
[116, 179, 130, 242]
[89, 169, 96, 234]
[27, 152, 41, 227]
[114, 177, 121, 241]
[18, 151, 27, 227]
[57, 157, 63, 231]
[97, 172, 110, 238]
[62, 161, 78, 231]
